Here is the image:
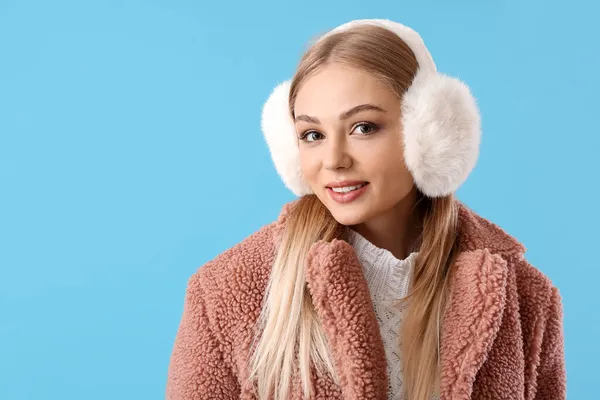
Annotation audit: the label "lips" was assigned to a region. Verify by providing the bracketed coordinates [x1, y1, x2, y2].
[325, 180, 369, 189]
[329, 182, 368, 193]
[326, 182, 370, 204]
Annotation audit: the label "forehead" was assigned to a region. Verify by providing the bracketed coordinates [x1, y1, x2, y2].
[294, 64, 398, 117]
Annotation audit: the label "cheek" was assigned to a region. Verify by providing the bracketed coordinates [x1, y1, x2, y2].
[299, 148, 318, 181]
[362, 138, 404, 172]
[371, 150, 414, 194]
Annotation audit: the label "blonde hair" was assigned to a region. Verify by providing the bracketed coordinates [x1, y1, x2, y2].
[248, 24, 460, 400]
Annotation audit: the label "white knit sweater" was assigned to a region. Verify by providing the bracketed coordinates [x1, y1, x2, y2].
[346, 228, 419, 400]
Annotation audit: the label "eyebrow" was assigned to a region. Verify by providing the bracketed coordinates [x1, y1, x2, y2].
[294, 103, 387, 124]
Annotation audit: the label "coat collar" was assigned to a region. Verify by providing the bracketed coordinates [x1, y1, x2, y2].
[274, 198, 525, 399]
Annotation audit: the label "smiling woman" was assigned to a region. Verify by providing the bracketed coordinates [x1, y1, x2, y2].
[166, 19, 566, 400]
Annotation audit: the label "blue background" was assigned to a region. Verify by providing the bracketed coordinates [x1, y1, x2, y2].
[1, 0, 597, 398]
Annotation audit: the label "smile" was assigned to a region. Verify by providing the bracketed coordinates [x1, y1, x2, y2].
[326, 182, 369, 204]
[330, 183, 367, 193]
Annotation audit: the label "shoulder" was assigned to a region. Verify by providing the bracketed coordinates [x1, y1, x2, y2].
[511, 255, 563, 322]
[194, 199, 298, 287]
[183, 200, 298, 338]
[195, 221, 278, 286]
[455, 199, 561, 308]
[189, 221, 278, 313]
[455, 200, 526, 259]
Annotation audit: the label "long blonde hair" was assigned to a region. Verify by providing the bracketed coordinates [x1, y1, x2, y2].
[248, 24, 460, 400]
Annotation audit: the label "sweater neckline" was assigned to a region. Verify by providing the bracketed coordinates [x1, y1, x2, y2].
[346, 228, 419, 263]
[345, 228, 419, 300]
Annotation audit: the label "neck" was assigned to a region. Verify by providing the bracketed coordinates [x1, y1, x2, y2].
[351, 186, 423, 260]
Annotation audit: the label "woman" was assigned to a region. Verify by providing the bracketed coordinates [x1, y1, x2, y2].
[166, 19, 566, 400]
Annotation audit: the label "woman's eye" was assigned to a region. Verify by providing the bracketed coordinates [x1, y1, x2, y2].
[353, 122, 377, 135]
[300, 131, 323, 142]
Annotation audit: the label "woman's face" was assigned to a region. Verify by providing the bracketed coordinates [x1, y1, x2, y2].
[294, 63, 416, 226]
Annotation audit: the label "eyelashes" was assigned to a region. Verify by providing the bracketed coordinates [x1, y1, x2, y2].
[298, 122, 380, 142]
[299, 130, 323, 142]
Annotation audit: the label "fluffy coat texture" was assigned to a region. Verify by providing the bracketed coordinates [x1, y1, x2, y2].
[165, 200, 566, 399]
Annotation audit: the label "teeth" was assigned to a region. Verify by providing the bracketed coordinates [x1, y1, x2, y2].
[331, 183, 365, 193]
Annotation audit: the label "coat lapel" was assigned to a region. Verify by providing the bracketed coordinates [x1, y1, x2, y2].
[304, 238, 510, 400]
[439, 249, 508, 400]
[305, 238, 389, 400]
[438, 202, 523, 399]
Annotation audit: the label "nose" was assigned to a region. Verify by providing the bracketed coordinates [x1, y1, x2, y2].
[323, 138, 352, 171]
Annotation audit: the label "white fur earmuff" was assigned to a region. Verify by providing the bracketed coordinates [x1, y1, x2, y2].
[261, 19, 481, 198]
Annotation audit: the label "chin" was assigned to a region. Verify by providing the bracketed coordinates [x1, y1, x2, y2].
[313, 189, 373, 226]
[326, 202, 370, 226]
